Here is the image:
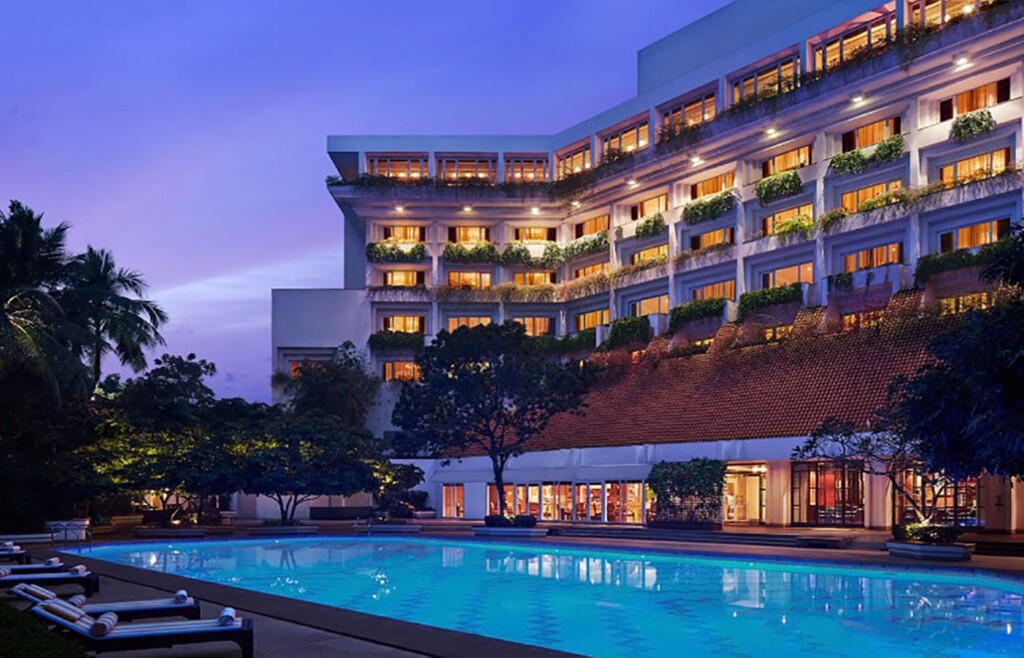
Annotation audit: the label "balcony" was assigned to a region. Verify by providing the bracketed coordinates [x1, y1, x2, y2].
[328, 175, 552, 203]
[434, 285, 502, 304]
[737, 282, 812, 325]
[367, 331, 428, 352]
[609, 257, 669, 290]
[675, 244, 736, 273]
[367, 286, 433, 303]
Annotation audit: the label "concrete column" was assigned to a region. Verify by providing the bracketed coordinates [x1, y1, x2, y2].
[428, 151, 436, 179]
[765, 460, 791, 527]
[717, 76, 729, 112]
[496, 152, 505, 184]
[907, 211, 922, 271]
[864, 472, 891, 530]
[981, 475, 1013, 533]
[464, 482, 488, 520]
[649, 107, 660, 149]
[895, 0, 906, 30]
[1008, 477, 1024, 533]
[590, 134, 600, 168]
[668, 210, 680, 309]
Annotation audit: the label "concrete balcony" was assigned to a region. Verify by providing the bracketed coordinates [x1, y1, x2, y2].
[433, 286, 502, 304]
[366, 286, 433, 304]
[330, 178, 554, 204]
[675, 245, 737, 273]
[609, 260, 669, 290]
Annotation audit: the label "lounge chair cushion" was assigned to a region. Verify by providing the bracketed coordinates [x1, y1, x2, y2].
[218, 607, 236, 626]
[68, 565, 87, 575]
[90, 612, 119, 637]
[0, 568, 9, 577]
[42, 599, 88, 623]
[68, 594, 88, 607]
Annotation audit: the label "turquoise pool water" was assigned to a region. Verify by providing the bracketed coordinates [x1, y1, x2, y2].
[72, 537, 1024, 657]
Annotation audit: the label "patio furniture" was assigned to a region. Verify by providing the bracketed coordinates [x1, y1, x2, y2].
[0, 565, 100, 596]
[3, 558, 65, 573]
[9, 584, 202, 621]
[0, 532, 57, 545]
[0, 547, 29, 565]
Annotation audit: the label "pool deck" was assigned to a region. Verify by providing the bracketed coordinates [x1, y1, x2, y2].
[25, 528, 1024, 658]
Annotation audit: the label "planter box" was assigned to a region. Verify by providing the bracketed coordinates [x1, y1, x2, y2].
[248, 525, 320, 536]
[886, 541, 975, 561]
[133, 527, 207, 539]
[472, 527, 549, 538]
[355, 524, 422, 534]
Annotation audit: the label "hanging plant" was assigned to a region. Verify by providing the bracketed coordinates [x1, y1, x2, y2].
[950, 110, 996, 143]
[605, 316, 651, 349]
[819, 208, 849, 233]
[442, 242, 500, 263]
[634, 213, 667, 238]
[682, 191, 735, 225]
[366, 242, 427, 263]
[755, 171, 803, 207]
[737, 283, 803, 320]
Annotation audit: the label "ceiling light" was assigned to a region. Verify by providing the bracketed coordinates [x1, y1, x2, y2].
[766, 126, 779, 137]
[394, 205, 405, 213]
[626, 177, 639, 188]
[954, 54, 971, 68]
[962, 4, 974, 13]
[570, 200, 581, 208]
[530, 206, 540, 215]
[690, 156, 705, 166]
[850, 93, 865, 104]
[462, 205, 473, 212]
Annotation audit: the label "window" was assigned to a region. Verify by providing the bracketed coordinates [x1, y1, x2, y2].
[690, 172, 735, 200]
[558, 144, 591, 178]
[912, 0, 989, 29]
[442, 484, 464, 518]
[514, 227, 557, 242]
[436, 156, 497, 182]
[939, 218, 1010, 253]
[761, 262, 813, 288]
[813, 14, 895, 74]
[447, 271, 491, 289]
[514, 272, 556, 286]
[366, 155, 428, 179]
[449, 226, 490, 243]
[840, 180, 903, 213]
[574, 262, 610, 279]
[383, 361, 420, 382]
[940, 292, 991, 316]
[762, 146, 812, 177]
[763, 324, 793, 341]
[940, 78, 1011, 121]
[384, 271, 425, 287]
[939, 148, 1011, 188]
[692, 279, 735, 301]
[628, 194, 668, 221]
[575, 309, 609, 332]
[382, 226, 425, 243]
[382, 316, 424, 333]
[514, 317, 554, 336]
[602, 121, 649, 158]
[575, 215, 610, 238]
[505, 156, 549, 182]
[630, 294, 669, 317]
[841, 311, 883, 332]
[689, 227, 734, 251]
[288, 361, 303, 378]
[733, 55, 799, 103]
[693, 337, 714, 348]
[843, 242, 903, 273]
[762, 204, 813, 236]
[447, 316, 491, 332]
[662, 92, 717, 135]
[841, 117, 901, 152]
[631, 244, 668, 265]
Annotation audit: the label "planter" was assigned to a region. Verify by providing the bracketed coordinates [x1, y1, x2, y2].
[133, 527, 207, 539]
[45, 520, 90, 542]
[248, 525, 320, 536]
[219, 511, 238, 526]
[356, 524, 422, 534]
[473, 526, 549, 538]
[886, 541, 975, 561]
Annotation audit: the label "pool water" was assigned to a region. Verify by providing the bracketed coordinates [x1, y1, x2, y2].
[72, 537, 1024, 657]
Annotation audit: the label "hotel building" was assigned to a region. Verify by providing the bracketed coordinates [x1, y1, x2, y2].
[270, 0, 1024, 530]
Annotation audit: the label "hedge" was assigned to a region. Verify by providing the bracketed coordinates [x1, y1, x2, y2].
[669, 298, 726, 332]
[755, 171, 803, 207]
[365, 242, 427, 263]
[737, 282, 803, 320]
[367, 331, 425, 351]
[635, 213, 666, 238]
[682, 191, 735, 225]
[605, 316, 651, 349]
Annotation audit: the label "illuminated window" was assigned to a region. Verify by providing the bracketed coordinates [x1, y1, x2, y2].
[692, 279, 735, 301]
[911, 0, 989, 28]
[514, 317, 554, 336]
[762, 204, 813, 235]
[288, 361, 303, 378]
[939, 292, 991, 316]
[514, 227, 556, 242]
[662, 92, 717, 135]
[366, 155, 428, 179]
[840, 180, 903, 212]
[514, 272, 555, 286]
[558, 144, 592, 179]
[383, 362, 420, 382]
[761, 262, 814, 288]
[690, 172, 735, 200]
[689, 227, 734, 251]
[436, 156, 497, 182]
[841, 311, 884, 332]
[382, 316, 425, 333]
[813, 13, 895, 74]
[693, 338, 714, 348]
[841, 117, 901, 153]
[447, 271, 491, 289]
[575, 215, 610, 238]
[939, 218, 1010, 253]
[763, 146, 812, 177]
[574, 262, 610, 279]
[630, 294, 669, 317]
[763, 324, 794, 341]
[442, 484, 464, 518]
[631, 244, 668, 265]
[602, 120, 649, 157]
[733, 55, 800, 103]
[504, 156, 549, 182]
[448, 226, 490, 243]
[938, 149, 1010, 188]
[628, 194, 668, 221]
[575, 309, 610, 332]
[384, 271, 425, 287]
[842, 242, 903, 273]
[382, 226, 425, 243]
[939, 78, 1011, 121]
[447, 316, 492, 331]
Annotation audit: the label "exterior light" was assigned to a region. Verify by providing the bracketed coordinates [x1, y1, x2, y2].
[570, 200, 581, 208]
[530, 206, 540, 215]
[626, 177, 639, 188]
[954, 54, 971, 68]
[394, 205, 405, 213]
[766, 126, 779, 137]
[691, 156, 705, 166]
[462, 205, 473, 213]
[850, 93, 865, 104]
[962, 4, 974, 14]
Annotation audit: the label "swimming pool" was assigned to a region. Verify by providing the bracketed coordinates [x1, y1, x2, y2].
[71, 537, 1023, 657]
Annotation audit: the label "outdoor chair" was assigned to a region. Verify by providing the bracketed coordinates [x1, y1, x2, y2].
[3, 558, 65, 573]
[0, 565, 99, 596]
[9, 583, 202, 621]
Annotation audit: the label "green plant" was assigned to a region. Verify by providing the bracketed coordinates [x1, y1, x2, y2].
[669, 298, 726, 332]
[442, 242, 500, 263]
[858, 188, 910, 213]
[820, 208, 849, 233]
[683, 191, 735, 225]
[498, 283, 559, 304]
[540, 243, 564, 268]
[367, 331, 424, 351]
[433, 285, 500, 303]
[755, 171, 803, 207]
[325, 174, 344, 186]
[675, 242, 733, 267]
[827, 272, 854, 292]
[914, 239, 1009, 285]
[635, 213, 666, 238]
[872, 134, 905, 163]
[606, 316, 651, 349]
[533, 328, 597, 354]
[0, 602, 88, 658]
[609, 254, 668, 285]
[829, 135, 905, 177]
[647, 459, 727, 526]
[737, 283, 804, 320]
[774, 214, 815, 241]
[366, 241, 427, 263]
[950, 109, 996, 143]
[829, 150, 869, 176]
[561, 272, 610, 300]
[561, 231, 609, 261]
[902, 523, 965, 545]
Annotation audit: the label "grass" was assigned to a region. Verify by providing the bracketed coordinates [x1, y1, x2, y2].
[0, 601, 89, 657]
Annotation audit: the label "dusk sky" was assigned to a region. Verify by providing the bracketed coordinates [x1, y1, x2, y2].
[2, 0, 730, 402]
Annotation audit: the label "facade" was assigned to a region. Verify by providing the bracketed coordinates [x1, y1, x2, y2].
[272, 0, 1024, 528]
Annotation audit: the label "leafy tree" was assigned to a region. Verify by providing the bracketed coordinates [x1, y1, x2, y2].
[271, 341, 379, 426]
[374, 462, 425, 519]
[392, 321, 593, 516]
[981, 221, 1024, 288]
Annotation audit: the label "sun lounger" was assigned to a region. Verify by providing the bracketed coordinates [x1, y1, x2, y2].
[0, 565, 99, 596]
[3, 558, 65, 573]
[0, 532, 56, 545]
[32, 599, 254, 658]
[0, 548, 29, 564]
[9, 584, 202, 621]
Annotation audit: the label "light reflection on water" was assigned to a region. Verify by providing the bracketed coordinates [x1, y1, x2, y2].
[71, 538, 1024, 657]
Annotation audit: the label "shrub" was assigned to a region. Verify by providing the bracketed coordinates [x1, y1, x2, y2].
[829, 134, 905, 177]
[827, 272, 854, 292]
[820, 208, 849, 233]
[387, 500, 416, 519]
[443, 242, 500, 263]
[561, 231, 609, 261]
[647, 459, 727, 527]
[561, 272, 609, 300]
[872, 134, 905, 163]
[755, 171, 803, 207]
[903, 523, 965, 545]
[737, 283, 803, 320]
[669, 298, 726, 332]
[513, 515, 538, 528]
[0, 603, 88, 658]
[635, 213, 666, 238]
[499, 283, 558, 304]
[534, 329, 597, 354]
[499, 243, 533, 266]
[829, 150, 869, 176]
[609, 254, 668, 285]
[858, 188, 910, 213]
[606, 316, 651, 349]
[366, 242, 427, 263]
[682, 191, 735, 225]
[950, 109, 995, 143]
[367, 331, 424, 351]
[914, 239, 1008, 285]
[540, 243, 564, 268]
[484, 514, 513, 528]
[774, 214, 815, 241]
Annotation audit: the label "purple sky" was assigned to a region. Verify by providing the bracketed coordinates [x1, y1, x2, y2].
[2, 0, 730, 401]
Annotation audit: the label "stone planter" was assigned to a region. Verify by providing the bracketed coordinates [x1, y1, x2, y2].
[133, 527, 207, 539]
[886, 541, 976, 561]
[248, 525, 320, 536]
[473, 527, 549, 538]
[357, 524, 422, 534]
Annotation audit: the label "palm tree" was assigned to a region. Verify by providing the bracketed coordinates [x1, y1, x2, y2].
[60, 247, 168, 388]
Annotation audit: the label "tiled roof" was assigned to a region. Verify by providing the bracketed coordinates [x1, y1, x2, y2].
[529, 291, 948, 453]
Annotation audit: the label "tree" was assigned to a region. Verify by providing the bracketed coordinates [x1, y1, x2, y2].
[271, 341, 379, 426]
[981, 221, 1024, 288]
[392, 321, 593, 517]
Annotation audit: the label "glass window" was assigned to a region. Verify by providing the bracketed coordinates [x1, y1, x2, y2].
[841, 311, 884, 332]
[692, 279, 735, 301]
[558, 144, 592, 179]
[514, 317, 553, 336]
[366, 155, 428, 179]
[630, 294, 669, 317]
[762, 204, 813, 236]
[382, 226, 425, 243]
[896, 472, 982, 527]
[690, 172, 735, 200]
[602, 120, 649, 158]
[575, 309, 609, 332]
[791, 461, 864, 527]
[662, 92, 717, 135]
[690, 227, 734, 251]
[574, 262, 610, 279]
[447, 316, 491, 331]
[575, 215, 610, 238]
[451, 226, 489, 243]
[514, 272, 555, 286]
[939, 292, 991, 316]
[514, 227, 553, 242]
[733, 55, 799, 102]
[938, 148, 1010, 187]
[436, 157, 497, 182]
[382, 316, 424, 333]
[940, 78, 1011, 120]
[842, 117, 900, 152]
[504, 156, 549, 182]
[939, 218, 1011, 253]
[763, 324, 793, 341]
[383, 362, 420, 382]
[762, 262, 814, 288]
[383, 271, 424, 287]
[628, 194, 669, 221]
[840, 180, 903, 212]
[842, 242, 903, 272]
[631, 244, 668, 265]
[763, 146, 812, 177]
[442, 484, 464, 518]
[447, 271, 491, 289]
